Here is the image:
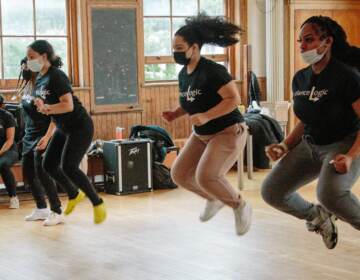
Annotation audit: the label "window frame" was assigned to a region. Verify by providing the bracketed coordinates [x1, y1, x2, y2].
[0, 0, 78, 89]
[143, 0, 232, 83]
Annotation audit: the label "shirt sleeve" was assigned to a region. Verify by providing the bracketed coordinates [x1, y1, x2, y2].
[51, 69, 73, 99]
[345, 70, 360, 105]
[209, 64, 233, 93]
[4, 112, 16, 129]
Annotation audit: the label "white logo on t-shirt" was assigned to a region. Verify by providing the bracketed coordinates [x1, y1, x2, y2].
[180, 86, 202, 103]
[35, 86, 50, 100]
[294, 86, 329, 102]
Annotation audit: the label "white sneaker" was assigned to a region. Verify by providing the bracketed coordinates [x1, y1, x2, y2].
[199, 200, 225, 222]
[9, 196, 19, 209]
[43, 211, 64, 226]
[25, 208, 50, 221]
[233, 201, 252, 236]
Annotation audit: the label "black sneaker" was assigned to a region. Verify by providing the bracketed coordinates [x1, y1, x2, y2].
[306, 205, 338, 249]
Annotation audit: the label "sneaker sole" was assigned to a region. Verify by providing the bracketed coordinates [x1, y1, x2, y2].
[43, 220, 65, 226]
[25, 217, 48, 221]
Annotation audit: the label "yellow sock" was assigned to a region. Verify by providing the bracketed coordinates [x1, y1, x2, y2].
[64, 190, 86, 215]
[93, 201, 106, 224]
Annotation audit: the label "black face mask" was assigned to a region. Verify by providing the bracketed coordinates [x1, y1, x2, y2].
[173, 46, 193, 65]
[22, 69, 32, 81]
[173, 52, 191, 65]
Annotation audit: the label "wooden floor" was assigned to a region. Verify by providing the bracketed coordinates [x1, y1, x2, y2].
[1, 171, 360, 280]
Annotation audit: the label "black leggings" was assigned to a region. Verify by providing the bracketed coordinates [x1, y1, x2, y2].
[0, 149, 18, 197]
[22, 150, 61, 214]
[42, 114, 102, 206]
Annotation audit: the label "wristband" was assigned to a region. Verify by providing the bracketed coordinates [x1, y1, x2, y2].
[279, 142, 289, 152]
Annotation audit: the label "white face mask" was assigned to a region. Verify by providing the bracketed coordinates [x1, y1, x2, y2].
[301, 41, 328, 65]
[27, 58, 43, 72]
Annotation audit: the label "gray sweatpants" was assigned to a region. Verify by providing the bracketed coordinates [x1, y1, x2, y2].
[261, 133, 360, 230]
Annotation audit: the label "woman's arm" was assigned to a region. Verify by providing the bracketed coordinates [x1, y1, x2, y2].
[36, 121, 56, 151]
[190, 80, 240, 126]
[162, 106, 187, 122]
[204, 80, 240, 120]
[265, 121, 304, 161]
[36, 93, 74, 115]
[172, 106, 187, 118]
[45, 93, 73, 114]
[283, 121, 305, 150]
[44, 121, 56, 138]
[0, 127, 15, 156]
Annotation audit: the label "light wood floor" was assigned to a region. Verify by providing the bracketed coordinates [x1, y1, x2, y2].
[1, 171, 360, 280]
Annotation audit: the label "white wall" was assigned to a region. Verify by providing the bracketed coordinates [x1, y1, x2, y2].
[247, 0, 266, 77]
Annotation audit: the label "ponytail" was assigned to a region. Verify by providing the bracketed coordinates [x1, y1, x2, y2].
[175, 13, 243, 49]
[28, 39, 63, 68]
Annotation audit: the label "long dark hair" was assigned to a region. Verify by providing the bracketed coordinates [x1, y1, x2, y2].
[28, 40, 63, 68]
[301, 16, 360, 71]
[175, 13, 243, 49]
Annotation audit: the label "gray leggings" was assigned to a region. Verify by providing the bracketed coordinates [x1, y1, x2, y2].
[261, 134, 360, 230]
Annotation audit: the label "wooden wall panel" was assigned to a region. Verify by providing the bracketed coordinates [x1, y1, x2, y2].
[140, 84, 192, 140]
[332, 10, 360, 45]
[72, 85, 193, 141]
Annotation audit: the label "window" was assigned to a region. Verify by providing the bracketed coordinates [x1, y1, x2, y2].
[143, 0, 228, 82]
[0, 0, 69, 86]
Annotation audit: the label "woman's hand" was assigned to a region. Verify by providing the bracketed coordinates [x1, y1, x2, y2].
[265, 143, 288, 161]
[190, 113, 210, 126]
[36, 135, 50, 151]
[34, 97, 44, 108]
[34, 98, 50, 115]
[162, 111, 178, 123]
[331, 154, 353, 174]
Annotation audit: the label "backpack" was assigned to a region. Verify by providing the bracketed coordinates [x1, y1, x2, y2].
[152, 162, 177, 190]
[129, 125, 175, 163]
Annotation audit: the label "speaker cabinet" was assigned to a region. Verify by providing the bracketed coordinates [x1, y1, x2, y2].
[103, 139, 153, 195]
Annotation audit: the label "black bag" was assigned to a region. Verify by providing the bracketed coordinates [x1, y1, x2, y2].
[152, 162, 177, 190]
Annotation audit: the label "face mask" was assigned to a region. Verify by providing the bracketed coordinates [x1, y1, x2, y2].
[173, 47, 193, 65]
[27, 58, 43, 72]
[301, 41, 328, 65]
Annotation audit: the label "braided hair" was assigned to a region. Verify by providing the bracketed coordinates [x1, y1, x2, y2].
[301, 16, 360, 71]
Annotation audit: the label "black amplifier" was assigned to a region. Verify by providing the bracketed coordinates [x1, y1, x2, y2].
[103, 139, 153, 195]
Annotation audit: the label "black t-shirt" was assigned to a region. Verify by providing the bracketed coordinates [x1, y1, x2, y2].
[178, 57, 243, 135]
[21, 90, 51, 155]
[34, 66, 86, 128]
[0, 109, 16, 151]
[293, 58, 360, 145]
